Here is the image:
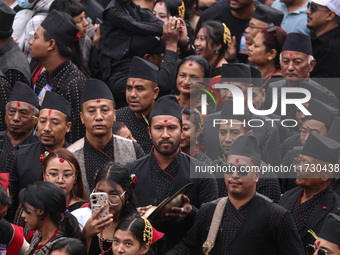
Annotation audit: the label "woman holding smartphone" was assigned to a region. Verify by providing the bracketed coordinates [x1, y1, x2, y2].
[72, 162, 138, 255]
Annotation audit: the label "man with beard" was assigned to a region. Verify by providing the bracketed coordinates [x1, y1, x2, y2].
[16, 91, 72, 190]
[279, 133, 340, 248]
[126, 95, 218, 250]
[116, 56, 159, 154]
[68, 78, 145, 195]
[0, 81, 39, 221]
[195, 0, 256, 62]
[167, 135, 305, 254]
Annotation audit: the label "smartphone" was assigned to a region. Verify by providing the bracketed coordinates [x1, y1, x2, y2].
[90, 192, 109, 219]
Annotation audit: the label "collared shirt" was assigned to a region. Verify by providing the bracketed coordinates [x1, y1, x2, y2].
[272, 0, 310, 35]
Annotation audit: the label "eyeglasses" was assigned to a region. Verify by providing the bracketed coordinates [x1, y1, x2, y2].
[224, 164, 253, 177]
[306, 244, 328, 255]
[307, 2, 330, 13]
[92, 189, 126, 206]
[247, 23, 267, 30]
[45, 172, 75, 184]
[293, 158, 311, 170]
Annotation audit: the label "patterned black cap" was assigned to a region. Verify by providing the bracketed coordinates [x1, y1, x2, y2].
[282, 33, 313, 55]
[0, 0, 15, 39]
[250, 66, 263, 88]
[228, 135, 261, 164]
[149, 95, 182, 122]
[8, 82, 39, 109]
[327, 117, 340, 143]
[253, 4, 284, 26]
[80, 79, 114, 105]
[128, 56, 158, 83]
[220, 100, 251, 122]
[221, 63, 251, 84]
[41, 91, 71, 117]
[301, 133, 340, 164]
[318, 213, 340, 247]
[41, 10, 79, 47]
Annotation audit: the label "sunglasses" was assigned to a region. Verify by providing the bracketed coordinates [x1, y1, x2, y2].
[307, 2, 330, 13]
[224, 164, 252, 177]
[306, 244, 328, 255]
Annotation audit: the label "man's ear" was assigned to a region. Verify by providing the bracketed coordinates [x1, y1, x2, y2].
[309, 59, 316, 73]
[80, 111, 85, 125]
[153, 87, 160, 99]
[47, 39, 57, 52]
[246, 130, 253, 135]
[66, 121, 72, 133]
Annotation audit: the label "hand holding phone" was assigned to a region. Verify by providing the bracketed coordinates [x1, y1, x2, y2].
[90, 192, 109, 219]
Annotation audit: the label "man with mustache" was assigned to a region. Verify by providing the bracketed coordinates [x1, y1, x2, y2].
[126, 95, 218, 251]
[306, 0, 340, 79]
[116, 56, 159, 154]
[0, 81, 39, 221]
[168, 135, 305, 254]
[68, 78, 145, 195]
[16, 91, 72, 191]
[279, 133, 340, 248]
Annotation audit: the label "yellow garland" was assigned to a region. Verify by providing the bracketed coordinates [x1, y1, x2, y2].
[142, 217, 153, 244]
[222, 23, 231, 46]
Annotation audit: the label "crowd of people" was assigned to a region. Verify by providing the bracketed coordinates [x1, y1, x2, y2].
[1, 0, 340, 254]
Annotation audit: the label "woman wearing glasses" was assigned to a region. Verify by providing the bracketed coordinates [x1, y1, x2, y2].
[43, 148, 88, 212]
[72, 162, 138, 255]
[248, 25, 287, 90]
[20, 182, 82, 255]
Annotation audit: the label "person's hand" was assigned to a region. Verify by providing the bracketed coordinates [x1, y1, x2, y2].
[93, 24, 101, 50]
[177, 18, 188, 45]
[163, 195, 192, 221]
[83, 205, 113, 241]
[225, 36, 237, 61]
[163, 16, 180, 52]
[137, 205, 153, 216]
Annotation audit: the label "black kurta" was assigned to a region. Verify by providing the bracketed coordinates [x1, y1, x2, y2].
[167, 193, 305, 255]
[279, 186, 340, 247]
[126, 150, 218, 250]
[0, 75, 11, 131]
[34, 59, 87, 143]
[0, 131, 39, 221]
[116, 107, 152, 153]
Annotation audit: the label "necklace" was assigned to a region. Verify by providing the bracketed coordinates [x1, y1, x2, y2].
[262, 69, 279, 89]
[100, 231, 112, 255]
[66, 196, 72, 208]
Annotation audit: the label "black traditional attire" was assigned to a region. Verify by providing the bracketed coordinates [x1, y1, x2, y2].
[0, 73, 11, 131]
[116, 107, 152, 153]
[100, 0, 163, 108]
[126, 150, 218, 250]
[279, 186, 340, 247]
[167, 193, 305, 255]
[34, 59, 86, 143]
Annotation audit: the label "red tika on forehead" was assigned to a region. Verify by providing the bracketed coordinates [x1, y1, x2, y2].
[235, 159, 239, 163]
[59, 158, 65, 163]
[48, 109, 52, 116]
[96, 99, 101, 103]
[123, 126, 126, 128]
[132, 80, 135, 85]
[188, 61, 193, 66]
[289, 53, 294, 58]
[17, 101, 20, 107]
[307, 126, 310, 130]
[159, 2, 162, 5]
[164, 120, 168, 123]
[316, 241, 320, 246]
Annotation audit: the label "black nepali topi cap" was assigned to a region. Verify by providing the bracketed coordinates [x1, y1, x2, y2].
[301, 133, 340, 164]
[41, 91, 71, 117]
[228, 135, 261, 164]
[327, 117, 340, 143]
[8, 82, 39, 109]
[149, 95, 182, 122]
[130, 35, 165, 59]
[41, 9, 79, 47]
[282, 33, 313, 55]
[253, 4, 284, 26]
[220, 100, 251, 122]
[80, 79, 114, 105]
[128, 56, 158, 83]
[304, 98, 339, 129]
[250, 66, 263, 88]
[221, 63, 251, 85]
[300, 81, 329, 103]
[0, 0, 15, 39]
[318, 213, 340, 247]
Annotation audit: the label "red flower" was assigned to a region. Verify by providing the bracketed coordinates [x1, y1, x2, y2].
[131, 174, 138, 189]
